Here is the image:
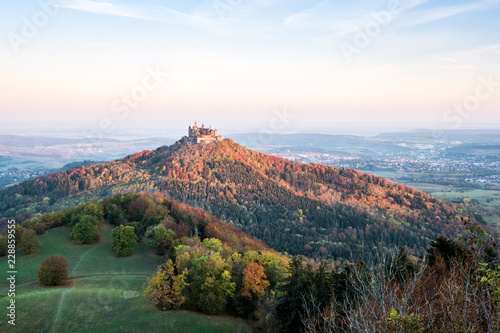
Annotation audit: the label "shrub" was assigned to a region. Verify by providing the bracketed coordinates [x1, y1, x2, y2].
[38, 254, 69, 286]
[111, 225, 138, 256]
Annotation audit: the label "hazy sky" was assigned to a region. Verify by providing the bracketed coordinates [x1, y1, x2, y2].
[1, 0, 500, 136]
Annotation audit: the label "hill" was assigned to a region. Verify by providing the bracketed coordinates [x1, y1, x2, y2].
[0, 138, 471, 259]
[0, 223, 252, 332]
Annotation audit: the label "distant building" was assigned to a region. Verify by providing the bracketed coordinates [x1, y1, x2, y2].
[181, 121, 223, 144]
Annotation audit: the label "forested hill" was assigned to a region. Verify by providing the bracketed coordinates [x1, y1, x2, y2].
[0, 138, 471, 259]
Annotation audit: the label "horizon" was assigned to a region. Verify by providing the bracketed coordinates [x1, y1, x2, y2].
[2, 119, 500, 140]
[1, 119, 500, 140]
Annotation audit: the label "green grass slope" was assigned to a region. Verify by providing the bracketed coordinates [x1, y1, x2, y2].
[0, 226, 252, 333]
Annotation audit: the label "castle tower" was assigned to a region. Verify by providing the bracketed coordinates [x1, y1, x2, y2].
[184, 121, 223, 144]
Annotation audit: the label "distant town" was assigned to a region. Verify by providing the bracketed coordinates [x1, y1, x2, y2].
[276, 146, 500, 187]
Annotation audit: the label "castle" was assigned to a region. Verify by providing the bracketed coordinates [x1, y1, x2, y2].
[182, 121, 223, 144]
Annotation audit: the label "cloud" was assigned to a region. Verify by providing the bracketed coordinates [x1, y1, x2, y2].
[438, 43, 500, 59]
[440, 57, 459, 63]
[402, 0, 500, 27]
[59, 0, 213, 27]
[281, 0, 430, 37]
[58, 0, 279, 37]
[281, 1, 328, 28]
[458, 44, 500, 55]
[435, 43, 500, 67]
[59, 0, 150, 20]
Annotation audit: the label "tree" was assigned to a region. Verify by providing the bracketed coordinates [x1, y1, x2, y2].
[241, 262, 270, 299]
[145, 259, 185, 310]
[19, 229, 41, 255]
[146, 225, 176, 255]
[192, 253, 236, 315]
[236, 261, 272, 316]
[38, 254, 69, 286]
[277, 257, 314, 333]
[202, 238, 223, 253]
[196, 269, 235, 314]
[69, 202, 104, 226]
[387, 246, 417, 284]
[14, 225, 25, 244]
[426, 236, 463, 268]
[70, 215, 100, 244]
[111, 225, 138, 256]
[0, 235, 8, 257]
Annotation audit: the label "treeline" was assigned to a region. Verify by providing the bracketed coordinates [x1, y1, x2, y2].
[0, 139, 473, 259]
[0, 192, 271, 259]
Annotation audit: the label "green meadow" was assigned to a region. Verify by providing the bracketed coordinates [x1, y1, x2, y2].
[0, 226, 252, 333]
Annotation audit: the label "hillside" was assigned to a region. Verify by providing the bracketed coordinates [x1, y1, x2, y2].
[0, 222, 252, 333]
[0, 138, 470, 259]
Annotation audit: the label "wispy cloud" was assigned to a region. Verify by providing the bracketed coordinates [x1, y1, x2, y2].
[59, 0, 151, 20]
[403, 0, 500, 27]
[282, 0, 430, 37]
[440, 56, 459, 63]
[457, 43, 500, 55]
[59, 0, 279, 37]
[59, 0, 212, 27]
[438, 43, 500, 59]
[281, 1, 327, 28]
[435, 43, 500, 67]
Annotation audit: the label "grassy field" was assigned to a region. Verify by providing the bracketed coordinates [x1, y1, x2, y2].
[432, 189, 500, 205]
[0, 226, 252, 333]
[431, 189, 500, 224]
[360, 170, 500, 224]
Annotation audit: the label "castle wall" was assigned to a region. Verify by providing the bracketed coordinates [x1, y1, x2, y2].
[183, 122, 223, 144]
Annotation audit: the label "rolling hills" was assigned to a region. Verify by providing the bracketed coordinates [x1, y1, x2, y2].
[0, 138, 471, 259]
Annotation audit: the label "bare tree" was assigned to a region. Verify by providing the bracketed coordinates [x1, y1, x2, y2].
[301, 223, 500, 333]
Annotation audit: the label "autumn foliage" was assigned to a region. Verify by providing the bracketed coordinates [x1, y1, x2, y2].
[241, 262, 270, 299]
[38, 254, 69, 287]
[0, 139, 471, 260]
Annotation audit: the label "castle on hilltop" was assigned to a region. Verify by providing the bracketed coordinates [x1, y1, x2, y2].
[182, 121, 223, 144]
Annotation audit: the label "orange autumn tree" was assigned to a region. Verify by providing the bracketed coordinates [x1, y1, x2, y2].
[241, 262, 270, 299]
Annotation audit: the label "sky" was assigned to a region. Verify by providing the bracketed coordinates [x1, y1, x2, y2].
[1, 0, 500, 137]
